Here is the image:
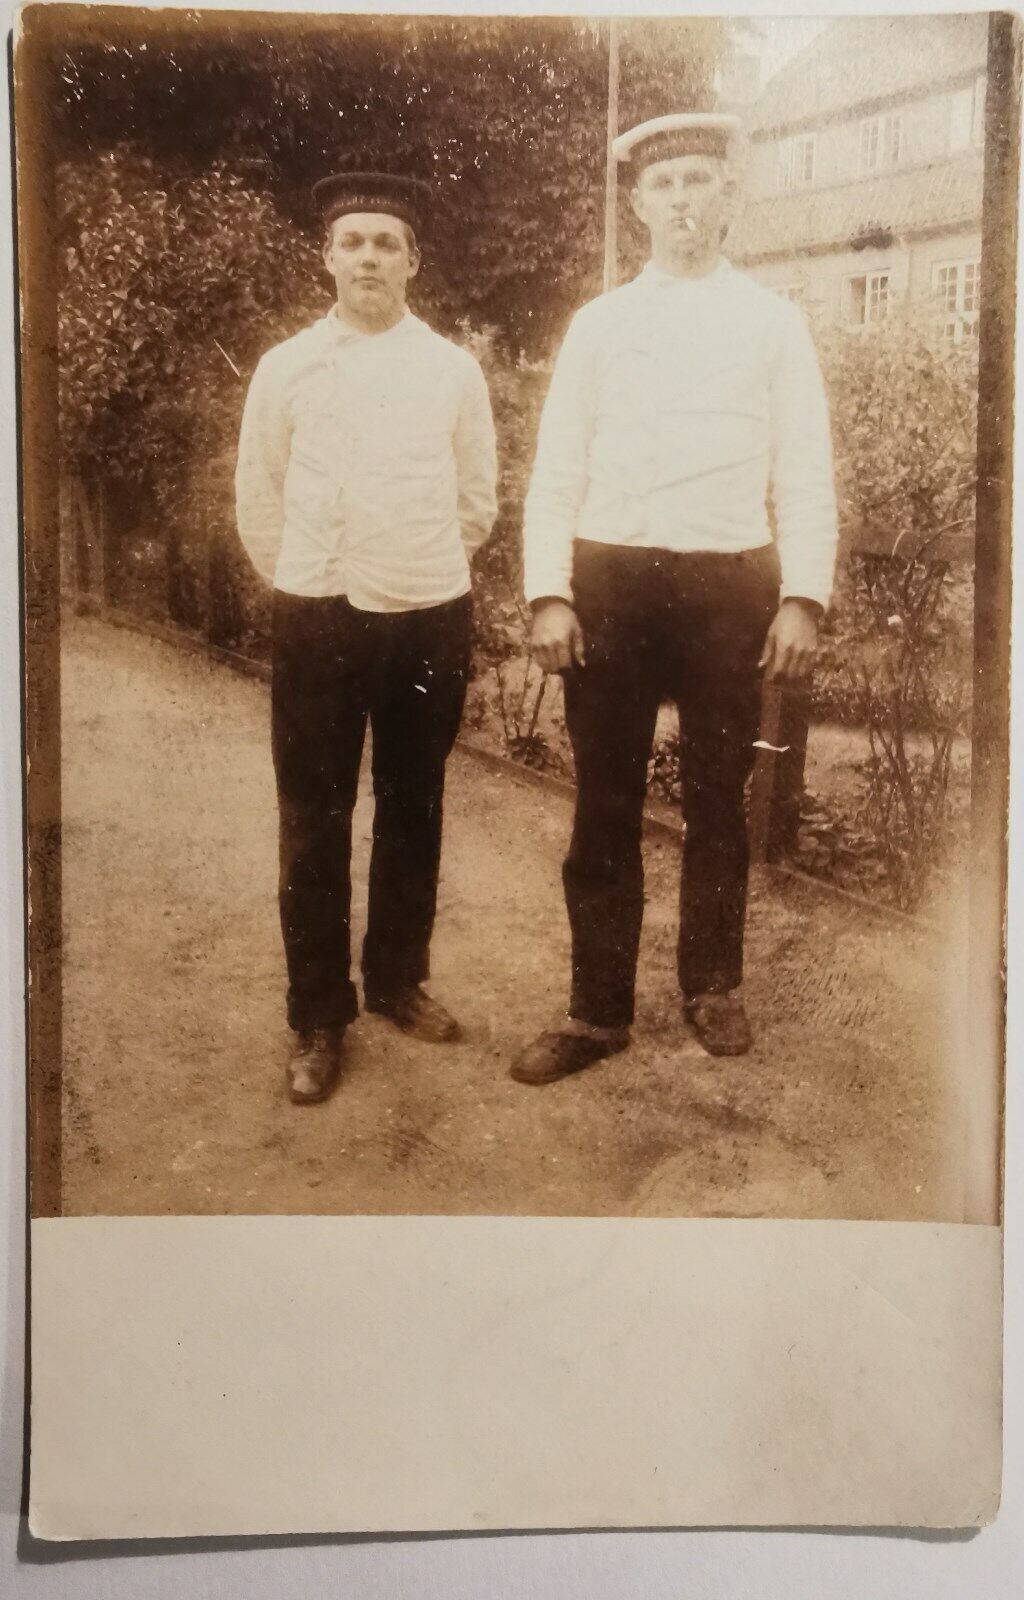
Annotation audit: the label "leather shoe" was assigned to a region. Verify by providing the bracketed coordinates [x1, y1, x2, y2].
[510, 1027, 629, 1086]
[286, 1026, 345, 1105]
[684, 993, 753, 1057]
[365, 986, 462, 1044]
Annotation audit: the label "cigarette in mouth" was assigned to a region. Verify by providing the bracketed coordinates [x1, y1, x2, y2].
[683, 218, 697, 233]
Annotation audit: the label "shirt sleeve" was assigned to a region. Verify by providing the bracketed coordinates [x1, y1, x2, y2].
[454, 355, 499, 560]
[234, 352, 291, 586]
[768, 302, 839, 610]
[522, 310, 597, 605]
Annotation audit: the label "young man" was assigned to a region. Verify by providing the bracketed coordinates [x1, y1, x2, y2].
[236, 172, 497, 1104]
[513, 113, 838, 1085]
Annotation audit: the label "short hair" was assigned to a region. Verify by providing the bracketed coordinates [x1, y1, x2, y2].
[323, 214, 418, 254]
[632, 150, 732, 191]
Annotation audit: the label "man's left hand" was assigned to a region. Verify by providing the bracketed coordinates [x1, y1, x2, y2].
[758, 598, 822, 683]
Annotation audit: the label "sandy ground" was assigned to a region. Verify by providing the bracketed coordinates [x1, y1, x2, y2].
[58, 615, 984, 1220]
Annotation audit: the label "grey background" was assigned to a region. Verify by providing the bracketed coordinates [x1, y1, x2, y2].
[3, 0, 1022, 1591]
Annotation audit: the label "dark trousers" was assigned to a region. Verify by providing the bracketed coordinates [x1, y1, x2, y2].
[562, 540, 779, 1028]
[271, 591, 471, 1033]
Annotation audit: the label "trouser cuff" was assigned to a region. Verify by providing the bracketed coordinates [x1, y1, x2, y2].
[362, 967, 429, 1008]
[568, 993, 635, 1030]
[287, 983, 359, 1034]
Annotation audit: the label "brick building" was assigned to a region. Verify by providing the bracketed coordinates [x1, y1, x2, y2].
[728, 14, 988, 342]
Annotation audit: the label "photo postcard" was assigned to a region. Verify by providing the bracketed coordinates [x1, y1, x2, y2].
[15, 3, 1012, 1538]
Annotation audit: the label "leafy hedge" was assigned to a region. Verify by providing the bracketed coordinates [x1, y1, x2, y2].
[814, 315, 977, 732]
[59, 152, 977, 723]
[55, 13, 723, 360]
[56, 114, 978, 907]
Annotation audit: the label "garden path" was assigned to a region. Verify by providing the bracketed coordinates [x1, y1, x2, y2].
[59, 615, 988, 1221]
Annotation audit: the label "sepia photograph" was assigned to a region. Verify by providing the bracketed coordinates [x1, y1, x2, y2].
[19, 6, 1013, 1227]
[13, 1, 1018, 1547]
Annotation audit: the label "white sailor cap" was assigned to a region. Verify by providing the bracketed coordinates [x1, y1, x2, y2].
[612, 113, 742, 170]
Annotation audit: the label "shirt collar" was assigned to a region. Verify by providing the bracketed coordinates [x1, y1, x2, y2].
[319, 306, 419, 344]
[638, 258, 732, 290]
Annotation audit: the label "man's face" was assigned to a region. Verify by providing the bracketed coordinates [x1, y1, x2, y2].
[323, 211, 420, 323]
[630, 153, 735, 256]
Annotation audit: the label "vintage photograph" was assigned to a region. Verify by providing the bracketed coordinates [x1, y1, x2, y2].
[21, 7, 1013, 1223]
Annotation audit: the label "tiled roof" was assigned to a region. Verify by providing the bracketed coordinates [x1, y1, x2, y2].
[729, 154, 984, 263]
[751, 14, 989, 136]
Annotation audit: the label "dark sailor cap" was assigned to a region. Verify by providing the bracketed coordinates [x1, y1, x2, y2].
[312, 172, 431, 236]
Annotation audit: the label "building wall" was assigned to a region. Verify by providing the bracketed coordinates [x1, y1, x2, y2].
[739, 242, 910, 325]
[736, 227, 981, 329]
[908, 229, 982, 300]
[747, 74, 985, 199]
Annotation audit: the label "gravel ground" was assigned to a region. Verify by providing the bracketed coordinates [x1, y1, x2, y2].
[58, 614, 989, 1220]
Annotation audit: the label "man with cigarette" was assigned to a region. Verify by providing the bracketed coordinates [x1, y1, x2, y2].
[236, 171, 497, 1104]
[512, 113, 838, 1085]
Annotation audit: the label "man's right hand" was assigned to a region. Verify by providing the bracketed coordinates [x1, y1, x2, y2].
[530, 599, 586, 675]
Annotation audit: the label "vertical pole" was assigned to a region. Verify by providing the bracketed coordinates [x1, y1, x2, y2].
[98, 477, 116, 609]
[15, 12, 63, 1218]
[603, 17, 620, 293]
[71, 475, 96, 613]
[966, 11, 1019, 1225]
[750, 684, 810, 863]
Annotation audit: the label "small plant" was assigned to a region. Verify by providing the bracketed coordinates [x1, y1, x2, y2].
[791, 788, 889, 890]
[492, 657, 551, 767]
[647, 724, 682, 806]
[843, 542, 969, 910]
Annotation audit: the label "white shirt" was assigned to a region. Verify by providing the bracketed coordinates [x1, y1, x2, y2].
[235, 308, 498, 610]
[523, 259, 838, 609]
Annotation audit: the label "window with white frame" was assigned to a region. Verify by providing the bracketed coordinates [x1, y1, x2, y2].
[777, 133, 816, 190]
[932, 259, 981, 341]
[973, 76, 988, 144]
[860, 113, 902, 173]
[949, 76, 986, 152]
[845, 270, 891, 327]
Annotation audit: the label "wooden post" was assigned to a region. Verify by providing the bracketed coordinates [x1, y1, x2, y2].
[70, 473, 103, 612]
[207, 527, 241, 651]
[965, 11, 1019, 1224]
[16, 11, 63, 1217]
[201, 459, 217, 647]
[165, 512, 188, 626]
[749, 683, 810, 863]
[603, 18, 620, 293]
[98, 476, 120, 609]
